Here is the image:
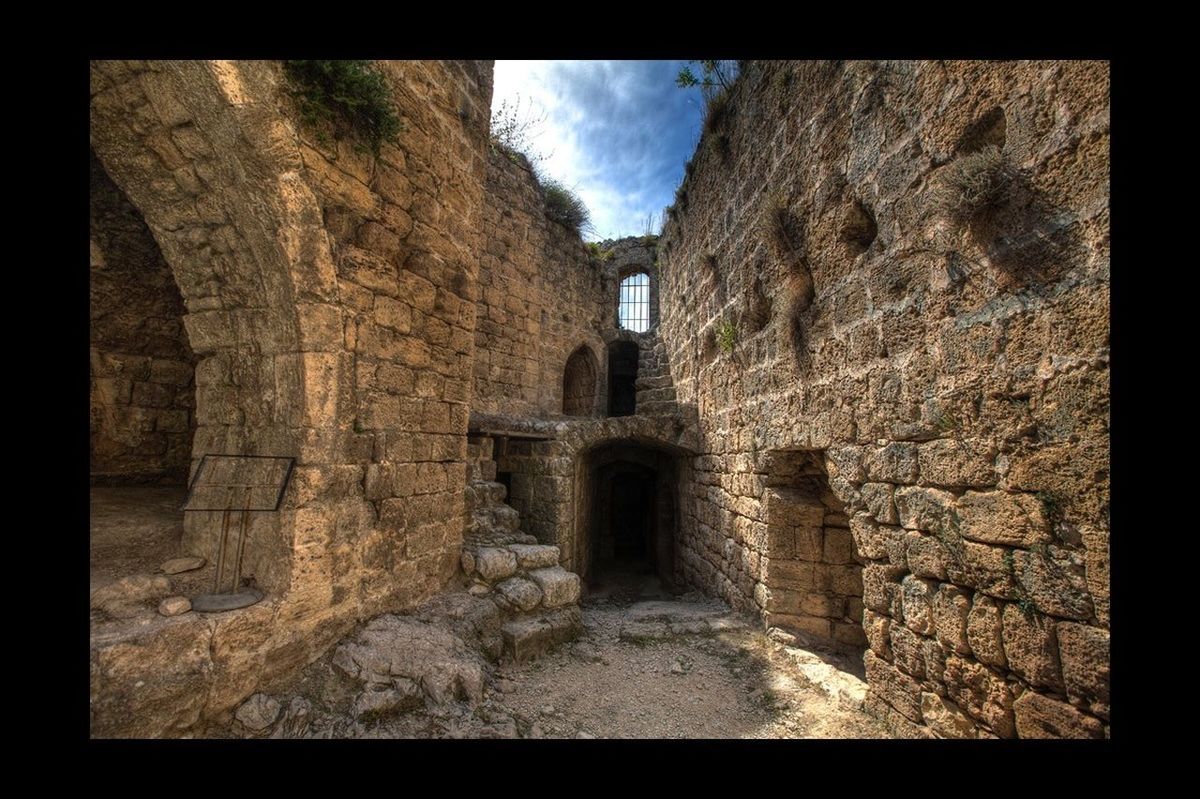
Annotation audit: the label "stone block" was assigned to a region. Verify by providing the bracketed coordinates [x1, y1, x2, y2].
[863, 609, 892, 658]
[861, 482, 898, 524]
[966, 594, 1006, 668]
[931, 584, 972, 655]
[1012, 691, 1106, 739]
[1012, 547, 1094, 621]
[862, 563, 905, 616]
[823, 528, 856, 564]
[495, 577, 543, 612]
[904, 532, 949, 580]
[921, 692, 978, 739]
[1001, 604, 1063, 692]
[793, 527, 824, 561]
[889, 624, 927, 679]
[901, 575, 937, 635]
[528, 566, 580, 608]
[474, 547, 517, 583]
[864, 651, 923, 723]
[1057, 622, 1110, 716]
[916, 439, 997, 488]
[955, 491, 1052, 548]
[943, 654, 1016, 738]
[506, 543, 560, 569]
[864, 442, 919, 484]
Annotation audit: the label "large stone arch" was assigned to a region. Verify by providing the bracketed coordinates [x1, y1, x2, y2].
[89, 59, 493, 737]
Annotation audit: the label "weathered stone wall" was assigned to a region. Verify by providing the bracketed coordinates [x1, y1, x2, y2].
[473, 150, 608, 417]
[89, 59, 492, 736]
[657, 60, 1109, 738]
[91, 151, 197, 484]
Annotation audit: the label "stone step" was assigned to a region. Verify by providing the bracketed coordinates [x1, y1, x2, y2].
[463, 529, 538, 549]
[639, 387, 676, 403]
[637, 401, 677, 415]
[501, 606, 582, 663]
[635, 374, 672, 390]
[528, 566, 581, 608]
[507, 543, 560, 570]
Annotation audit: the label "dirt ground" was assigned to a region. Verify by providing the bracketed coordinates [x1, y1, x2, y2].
[284, 570, 890, 740]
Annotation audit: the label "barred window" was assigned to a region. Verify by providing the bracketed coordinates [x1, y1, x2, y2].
[618, 272, 650, 332]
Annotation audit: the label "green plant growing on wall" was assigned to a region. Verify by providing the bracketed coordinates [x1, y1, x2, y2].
[717, 318, 737, 353]
[282, 60, 404, 155]
[585, 241, 613, 261]
[541, 179, 591, 234]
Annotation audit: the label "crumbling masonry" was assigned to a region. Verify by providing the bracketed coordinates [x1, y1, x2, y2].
[90, 60, 1109, 738]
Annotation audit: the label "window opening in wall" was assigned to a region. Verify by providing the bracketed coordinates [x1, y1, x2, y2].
[618, 272, 650, 333]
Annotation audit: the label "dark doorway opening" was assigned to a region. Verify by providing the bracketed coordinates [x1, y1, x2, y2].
[581, 441, 679, 602]
[607, 341, 639, 417]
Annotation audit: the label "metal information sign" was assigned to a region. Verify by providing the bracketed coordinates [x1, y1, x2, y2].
[183, 454, 296, 612]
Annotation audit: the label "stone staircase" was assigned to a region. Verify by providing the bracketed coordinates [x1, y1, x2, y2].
[461, 435, 582, 662]
[635, 334, 678, 416]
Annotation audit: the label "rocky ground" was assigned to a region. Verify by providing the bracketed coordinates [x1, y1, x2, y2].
[224, 572, 891, 739]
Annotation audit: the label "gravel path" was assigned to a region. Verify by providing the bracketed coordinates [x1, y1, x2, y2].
[290, 589, 891, 739]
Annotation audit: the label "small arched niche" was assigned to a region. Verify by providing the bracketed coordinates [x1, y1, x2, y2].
[562, 345, 598, 417]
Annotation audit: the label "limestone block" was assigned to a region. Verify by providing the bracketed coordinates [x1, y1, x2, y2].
[921, 692, 978, 739]
[864, 442, 919, 484]
[823, 528, 856, 564]
[1057, 622, 1110, 716]
[1001, 604, 1063, 692]
[966, 595, 1006, 668]
[528, 566, 580, 608]
[901, 575, 937, 635]
[506, 543, 560, 569]
[864, 651, 923, 723]
[474, 547, 518, 582]
[495, 577, 543, 612]
[1013, 690, 1106, 739]
[943, 655, 1016, 738]
[931, 584, 972, 655]
[916, 439, 998, 488]
[955, 491, 1051, 548]
[894, 486, 956, 533]
[863, 609, 892, 659]
[1012, 547, 1093, 621]
[889, 624, 927, 679]
[861, 482, 898, 524]
[904, 532, 949, 580]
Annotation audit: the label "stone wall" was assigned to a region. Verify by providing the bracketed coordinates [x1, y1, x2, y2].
[472, 149, 608, 417]
[89, 59, 493, 736]
[91, 151, 197, 484]
[657, 60, 1109, 738]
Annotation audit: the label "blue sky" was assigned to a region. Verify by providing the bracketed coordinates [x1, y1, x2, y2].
[491, 61, 707, 241]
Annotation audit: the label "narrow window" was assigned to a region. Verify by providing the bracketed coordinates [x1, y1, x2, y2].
[618, 272, 650, 333]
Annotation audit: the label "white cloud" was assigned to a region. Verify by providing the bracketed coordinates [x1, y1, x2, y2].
[491, 60, 688, 240]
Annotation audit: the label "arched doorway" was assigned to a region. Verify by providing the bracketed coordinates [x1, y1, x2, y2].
[562, 345, 597, 417]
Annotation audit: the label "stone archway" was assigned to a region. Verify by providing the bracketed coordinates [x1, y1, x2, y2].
[562, 345, 598, 417]
[89, 59, 493, 737]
